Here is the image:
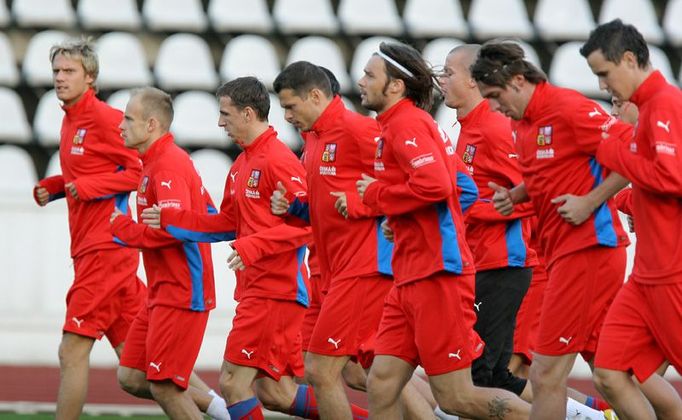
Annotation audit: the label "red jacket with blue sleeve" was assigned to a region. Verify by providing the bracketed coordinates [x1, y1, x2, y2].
[110, 133, 215, 311]
[160, 127, 312, 305]
[363, 98, 475, 285]
[514, 81, 630, 267]
[597, 71, 682, 284]
[456, 100, 538, 271]
[36, 88, 142, 258]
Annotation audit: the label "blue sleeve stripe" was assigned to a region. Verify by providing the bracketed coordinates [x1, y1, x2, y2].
[588, 157, 618, 247]
[375, 217, 394, 276]
[114, 192, 130, 215]
[456, 171, 479, 213]
[288, 198, 310, 223]
[505, 219, 527, 267]
[183, 242, 206, 311]
[436, 203, 464, 274]
[295, 246, 310, 307]
[113, 236, 127, 246]
[166, 225, 236, 243]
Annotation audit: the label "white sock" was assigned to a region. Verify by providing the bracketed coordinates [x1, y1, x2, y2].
[206, 390, 231, 420]
[566, 397, 606, 419]
[435, 405, 460, 420]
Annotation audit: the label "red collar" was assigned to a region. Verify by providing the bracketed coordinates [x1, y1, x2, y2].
[457, 99, 488, 127]
[310, 96, 345, 135]
[141, 132, 175, 163]
[62, 88, 96, 116]
[520, 81, 546, 123]
[236, 126, 278, 156]
[376, 98, 414, 124]
[629, 71, 667, 107]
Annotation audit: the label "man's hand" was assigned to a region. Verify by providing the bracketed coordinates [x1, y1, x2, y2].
[551, 194, 595, 226]
[34, 185, 49, 206]
[141, 205, 162, 229]
[65, 182, 79, 200]
[110, 208, 123, 224]
[381, 219, 394, 243]
[489, 182, 514, 216]
[330, 192, 348, 218]
[271, 181, 290, 216]
[227, 248, 246, 271]
[356, 173, 376, 201]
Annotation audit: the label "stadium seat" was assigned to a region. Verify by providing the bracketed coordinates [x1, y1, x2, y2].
[142, 0, 208, 32]
[273, 0, 338, 35]
[338, 0, 403, 36]
[268, 93, 302, 150]
[171, 91, 228, 148]
[599, 0, 664, 44]
[45, 150, 61, 177]
[286, 36, 351, 93]
[341, 96, 356, 112]
[0, 0, 9, 27]
[208, 0, 273, 33]
[78, 0, 142, 31]
[403, 0, 468, 39]
[155, 34, 218, 91]
[22, 30, 69, 87]
[549, 42, 605, 98]
[0, 32, 18, 86]
[468, 0, 534, 40]
[96, 32, 152, 90]
[190, 149, 231, 204]
[0, 145, 37, 195]
[106, 89, 131, 113]
[664, 0, 682, 46]
[220, 35, 281, 90]
[422, 38, 464, 69]
[649, 45, 675, 83]
[435, 104, 461, 149]
[33, 89, 64, 146]
[534, 0, 595, 41]
[0, 88, 31, 144]
[350, 36, 398, 92]
[12, 0, 75, 28]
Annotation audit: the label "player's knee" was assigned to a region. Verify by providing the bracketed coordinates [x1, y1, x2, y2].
[593, 368, 621, 396]
[366, 367, 399, 403]
[117, 368, 144, 396]
[304, 361, 337, 388]
[149, 380, 180, 402]
[57, 335, 91, 368]
[341, 364, 367, 391]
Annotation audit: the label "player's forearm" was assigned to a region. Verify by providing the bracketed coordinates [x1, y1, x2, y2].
[509, 183, 530, 204]
[584, 172, 629, 210]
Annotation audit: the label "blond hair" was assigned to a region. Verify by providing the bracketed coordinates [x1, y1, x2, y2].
[130, 87, 174, 131]
[50, 37, 99, 90]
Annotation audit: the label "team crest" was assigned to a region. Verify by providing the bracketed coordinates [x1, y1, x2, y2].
[321, 143, 337, 162]
[537, 126, 553, 146]
[139, 176, 149, 193]
[375, 139, 384, 159]
[247, 169, 261, 188]
[462, 144, 477, 164]
[72, 128, 87, 145]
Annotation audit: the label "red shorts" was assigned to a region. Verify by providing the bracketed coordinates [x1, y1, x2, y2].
[301, 274, 323, 351]
[513, 263, 548, 364]
[225, 297, 306, 380]
[595, 278, 682, 382]
[535, 246, 625, 360]
[64, 248, 146, 347]
[119, 305, 209, 389]
[374, 272, 484, 376]
[307, 274, 393, 368]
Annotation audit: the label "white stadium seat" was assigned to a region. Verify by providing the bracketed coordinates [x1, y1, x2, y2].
[33, 89, 64, 146]
[273, 0, 338, 35]
[143, 0, 207, 32]
[664, 0, 682, 46]
[106, 89, 132, 113]
[220, 35, 281, 89]
[155, 34, 218, 91]
[0, 32, 19, 86]
[96, 32, 152, 90]
[78, 0, 142, 31]
[268, 93, 302, 150]
[45, 150, 61, 177]
[534, 0, 595, 41]
[469, 0, 534, 40]
[286, 36, 351, 93]
[599, 0, 664, 44]
[12, 0, 75, 28]
[549, 42, 605, 98]
[208, 0, 273, 33]
[404, 0, 468, 39]
[649, 45, 675, 84]
[22, 30, 69, 87]
[435, 104, 461, 149]
[0, 0, 9, 27]
[0, 87, 31, 144]
[422, 38, 464, 69]
[190, 149, 231, 204]
[338, 0, 402, 36]
[171, 91, 228, 148]
[350, 36, 398, 92]
[0, 145, 36, 195]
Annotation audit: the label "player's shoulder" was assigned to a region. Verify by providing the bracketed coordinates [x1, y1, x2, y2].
[92, 95, 123, 122]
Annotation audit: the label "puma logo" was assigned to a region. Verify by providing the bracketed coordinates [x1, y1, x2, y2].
[474, 302, 482, 311]
[328, 337, 341, 349]
[508, 153, 518, 159]
[149, 362, 162, 372]
[290, 176, 302, 184]
[71, 317, 84, 328]
[230, 171, 238, 182]
[657, 120, 671, 133]
[373, 136, 381, 143]
[588, 107, 602, 118]
[559, 336, 573, 345]
[160, 180, 172, 189]
[241, 349, 254, 359]
[448, 350, 462, 360]
[404, 137, 418, 147]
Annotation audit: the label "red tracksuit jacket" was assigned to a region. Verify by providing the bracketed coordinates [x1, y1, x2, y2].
[160, 127, 312, 305]
[514, 81, 630, 267]
[111, 133, 215, 311]
[36, 88, 142, 258]
[597, 71, 682, 284]
[363, 98, 475, 285]
[456, 100, 538, 271]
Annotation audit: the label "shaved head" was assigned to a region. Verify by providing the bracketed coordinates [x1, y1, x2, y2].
[449, 44, 481, 75]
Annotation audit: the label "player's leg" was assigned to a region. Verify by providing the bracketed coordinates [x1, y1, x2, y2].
[219, 361, 263, 419]
[593, 368, 655, 420]
[150, 380, 203, 419]
[305, 353, 354, 419]
[341, 359, 368, 391]
[399, 376, 439, 419]
[55, 332, 95, 420]
[367, 355, 417, 419]
[638, 367, 682, 420]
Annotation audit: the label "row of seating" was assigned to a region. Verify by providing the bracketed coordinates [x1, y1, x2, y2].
[2, 0, 680, 45]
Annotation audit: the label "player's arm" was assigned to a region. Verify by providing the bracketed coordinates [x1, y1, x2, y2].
[342, 119, 384, 219]
[551, 172, 629, 226]
[34, 175, 66, 206]
[454, 157, 478, 214]
[232, 224, 313, 266]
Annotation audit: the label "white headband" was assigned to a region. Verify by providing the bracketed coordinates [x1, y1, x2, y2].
[376, 50, 415, 78]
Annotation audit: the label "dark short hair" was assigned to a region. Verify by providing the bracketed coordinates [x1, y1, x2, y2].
[273, 61, 333, 98]
[471, 41, 547, 88]
[580, 19, 649, 69]
[377, 42, 436, 111]
[318, 65, 341, 96]
[216, 76, 270, 121]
